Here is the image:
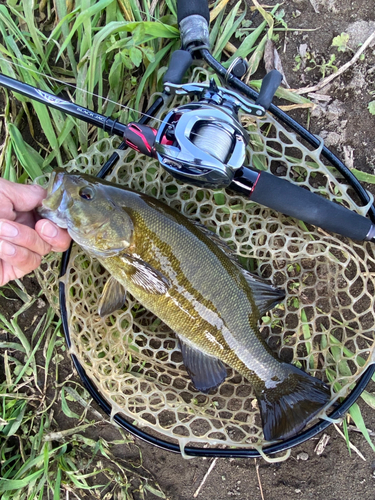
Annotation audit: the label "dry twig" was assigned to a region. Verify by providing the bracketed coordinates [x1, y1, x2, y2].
[255, 458, 265, 500]
[193, 458, 218, 498]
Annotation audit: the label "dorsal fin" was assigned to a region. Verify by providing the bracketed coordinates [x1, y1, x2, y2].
[191, 220, 285, 315]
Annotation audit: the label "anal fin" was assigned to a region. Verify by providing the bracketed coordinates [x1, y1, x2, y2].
[178, 337, 227, 393]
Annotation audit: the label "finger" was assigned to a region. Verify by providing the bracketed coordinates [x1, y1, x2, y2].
[0, 240, 42, 276]
[15, 210, 39, 229]
[35, 220, 71, 252]
[0, 220, 51, 257]
[0, 258, 36, 286]
[0, 180, 46, 219]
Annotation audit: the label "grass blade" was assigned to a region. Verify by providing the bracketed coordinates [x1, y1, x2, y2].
[349, 402, 375, 452]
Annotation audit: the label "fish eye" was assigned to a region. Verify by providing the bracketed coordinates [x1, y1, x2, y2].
[79, 186, 95, 200]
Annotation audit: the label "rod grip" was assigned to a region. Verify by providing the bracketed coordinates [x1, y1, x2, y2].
[251, 171, 373, 241]
[177, 0, 210, 23]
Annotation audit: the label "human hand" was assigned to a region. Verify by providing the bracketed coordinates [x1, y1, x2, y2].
[0, 178, 71, 286]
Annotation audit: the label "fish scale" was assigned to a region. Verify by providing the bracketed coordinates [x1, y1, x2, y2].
[115, 202, 275, 381]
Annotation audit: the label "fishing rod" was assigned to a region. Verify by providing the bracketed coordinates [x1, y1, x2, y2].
[0, 0, 374, 244]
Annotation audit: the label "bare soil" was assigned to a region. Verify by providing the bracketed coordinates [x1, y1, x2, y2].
[2, 0, 375, 499]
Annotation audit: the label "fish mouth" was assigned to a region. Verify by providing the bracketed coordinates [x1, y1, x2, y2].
[38, 170, 71, 228]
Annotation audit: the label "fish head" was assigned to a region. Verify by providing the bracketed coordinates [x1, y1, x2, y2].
[39, 170, 134, 256]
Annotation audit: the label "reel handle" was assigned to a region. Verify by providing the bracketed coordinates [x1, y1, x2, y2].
[232, 168, 375, 241]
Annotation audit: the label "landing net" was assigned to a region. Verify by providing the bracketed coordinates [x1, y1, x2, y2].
[36, 74, 375, 454]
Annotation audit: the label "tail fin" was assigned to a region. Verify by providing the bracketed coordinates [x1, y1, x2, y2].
[257, 364, 330, 442]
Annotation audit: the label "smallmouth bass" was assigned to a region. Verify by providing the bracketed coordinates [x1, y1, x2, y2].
[40, 171, 330, 441]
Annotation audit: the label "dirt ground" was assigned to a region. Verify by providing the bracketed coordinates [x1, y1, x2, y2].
[2, 0, 375, 499]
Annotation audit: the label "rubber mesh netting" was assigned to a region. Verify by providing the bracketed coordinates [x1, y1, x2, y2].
[36, 83, 375, 455]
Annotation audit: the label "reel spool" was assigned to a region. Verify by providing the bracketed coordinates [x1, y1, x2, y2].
[191, 122, 233, 163]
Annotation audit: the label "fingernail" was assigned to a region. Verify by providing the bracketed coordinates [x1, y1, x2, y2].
[0, 222, 18, 237]
[41, 221, 58, 238]
[0, 240, 16, 256]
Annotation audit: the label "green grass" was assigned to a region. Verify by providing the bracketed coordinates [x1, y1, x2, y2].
[0, 0, 310, 180]
[0, 283, 166, 499]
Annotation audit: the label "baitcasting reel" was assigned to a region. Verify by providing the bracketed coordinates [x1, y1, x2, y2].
[154, 79, 263, 188]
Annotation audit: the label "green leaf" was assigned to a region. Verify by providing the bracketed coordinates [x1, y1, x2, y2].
[142, 45, 155, 63]
[129, 46, 143, 67]
[165, 0, 177, 18]
[61, 388, 80, 420]
[351, 167, 375, 184]
[332, 33, 350, 52]
[368, 100, 375, 115]
[109, 51, 124, 89]
[8, 124, 44, 180]
[213, 192, 226, 205]
[144, 483, 167, 498]
[23, 0, 47, 58]
[212, 1, 245, 60]
[247, 33, 268, 76]
[56, 0, 115, 59]
[361, 390, 375, 410]
[124, 21, 179, 39]
[0, 469, 44, 492]
[342, 418, 351, 455]
[54, 468, 62, 500]
[225, 4, 279, 66]
[1, 400, 27, 437]
[135, 41, 175, 110]
[349, 402, 375, 452]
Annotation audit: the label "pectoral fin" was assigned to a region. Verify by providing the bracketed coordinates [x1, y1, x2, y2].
[241, 270, 285, 316]
[120, 254, 170, 294]
[98, 276, 127, 317]
[178, 337, 227, 393]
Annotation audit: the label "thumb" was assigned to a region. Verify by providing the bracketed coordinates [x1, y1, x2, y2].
[0, 179, 47, 218]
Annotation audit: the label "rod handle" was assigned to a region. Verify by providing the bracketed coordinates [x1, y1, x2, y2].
[176, 0, 210, 23]
[250, 170, 373, 241]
